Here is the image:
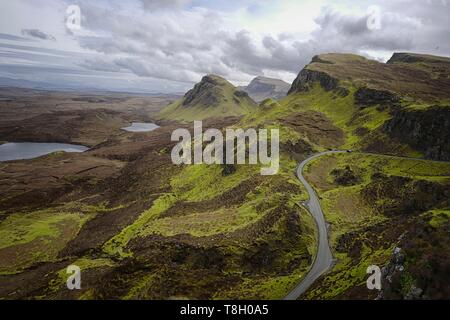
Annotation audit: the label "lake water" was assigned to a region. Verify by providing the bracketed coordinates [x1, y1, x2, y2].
[122, 122, 160, 132]
[0, 142, 89, 162]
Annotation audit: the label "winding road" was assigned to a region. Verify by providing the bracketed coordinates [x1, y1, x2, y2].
[284, 150, 450, 300]
[284, 150, 347, 300]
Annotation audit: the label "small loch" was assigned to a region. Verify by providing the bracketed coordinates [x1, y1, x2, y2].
[0, 142, 89, 162]
[122, 122, 160, 132]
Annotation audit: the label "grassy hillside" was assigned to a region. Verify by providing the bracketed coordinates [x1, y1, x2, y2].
[233, 52, 450, 298]
[0, 118, 317, 300]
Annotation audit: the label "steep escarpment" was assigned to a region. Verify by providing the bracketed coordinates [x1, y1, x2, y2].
[287, 55, 346, 95]
[288, 54, 367, 96]
[354, 87, 399, 107]
[383, 106, 450, 161]
[288, 68, 340, 95]
[285, 53, 450, 159]
[159, 75, 257, 121]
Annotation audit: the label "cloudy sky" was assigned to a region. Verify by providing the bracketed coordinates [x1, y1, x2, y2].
[0, 0, 449, 93]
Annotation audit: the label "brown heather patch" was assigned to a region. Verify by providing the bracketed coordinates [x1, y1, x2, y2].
[280, 110, 345, 148]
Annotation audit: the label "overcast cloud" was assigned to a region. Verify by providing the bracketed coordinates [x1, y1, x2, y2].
[0, 0, 448, 93]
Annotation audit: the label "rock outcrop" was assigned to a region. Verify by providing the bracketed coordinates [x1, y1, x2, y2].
[377, 247, 414, 300]
[355, 87, 400, 107]
[383, 106, 450, 161]
[288, 68, 339, 94]
[330, 166, 361, 186]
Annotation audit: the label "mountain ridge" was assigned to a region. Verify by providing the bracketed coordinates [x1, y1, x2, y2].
[288, 52, 450, 101]
[285, 52, 450, 161]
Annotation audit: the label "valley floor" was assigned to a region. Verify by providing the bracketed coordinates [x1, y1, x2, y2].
[0, 81, 449, 300]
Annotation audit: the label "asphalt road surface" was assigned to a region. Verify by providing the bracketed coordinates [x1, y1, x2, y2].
[284, 150, 347, 300]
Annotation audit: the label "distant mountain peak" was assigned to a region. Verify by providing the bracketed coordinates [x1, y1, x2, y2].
[241, 76, 290, 102]
[182, 74, 236, 107]
[159, 74, 257, 121]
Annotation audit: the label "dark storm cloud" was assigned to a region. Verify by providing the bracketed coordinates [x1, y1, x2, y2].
[21, 29, 56, 41]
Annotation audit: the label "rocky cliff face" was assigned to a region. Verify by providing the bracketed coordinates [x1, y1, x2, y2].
[241, 76, 290, 102]
[288, 68, 339, 94]
[383, 106, 450, 161]
[355, 87, 400, 107]
[287, 54, 355, 96]
[287, 53, 450, 160]
[182, 75, 222, 106]
[289, 52, 450, 101]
